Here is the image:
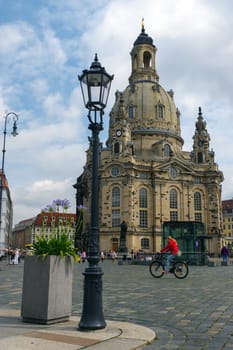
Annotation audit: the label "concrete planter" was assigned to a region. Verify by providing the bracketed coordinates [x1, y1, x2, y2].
[21, 255, 74, 324]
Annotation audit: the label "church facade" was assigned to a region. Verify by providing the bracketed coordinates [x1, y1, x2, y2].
[78, 24, 224, 255]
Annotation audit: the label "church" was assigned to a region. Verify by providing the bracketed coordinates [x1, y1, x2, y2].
[76, 23, 223, 256]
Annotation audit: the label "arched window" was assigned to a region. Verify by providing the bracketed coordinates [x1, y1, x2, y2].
[139, 188, 148, 208]
[170, 189, 178, 221]
[194, 192, 202, 222]
[128, 106, 135, 119]
[164, 144, 171, 157]
[112, 187, 120, 207]
[170, 189, 177, 209]
[143, 51, 152, 68]
[194, 192, 201, 211]
[112, 187, 120, 227]
[157, 104, 163, 119]
[139, 188, 148, 228]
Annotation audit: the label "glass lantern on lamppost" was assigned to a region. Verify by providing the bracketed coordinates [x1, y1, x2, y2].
[78, 54, 113, 330]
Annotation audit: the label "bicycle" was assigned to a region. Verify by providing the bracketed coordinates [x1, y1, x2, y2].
[149, 253, 189, 279]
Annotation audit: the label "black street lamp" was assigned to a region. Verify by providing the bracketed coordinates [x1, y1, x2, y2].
[0, 112, 19, 248]
[78, 54, 113, 330]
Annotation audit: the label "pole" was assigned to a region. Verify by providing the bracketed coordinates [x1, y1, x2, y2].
[0, 112, 19, 254]
[79, 111, 105, 330]
[0, 116, 8, 235]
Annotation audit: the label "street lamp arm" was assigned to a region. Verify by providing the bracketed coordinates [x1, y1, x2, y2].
[1, 112, 19, 174]
[5, 112, 19, 121]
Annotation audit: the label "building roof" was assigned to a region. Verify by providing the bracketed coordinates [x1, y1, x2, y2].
[34, 211, 76, 227]
[13, 217, 36, 232]
[13, 212, 76, 232]
[222, 199, 233, 214]
[222, 200, 233, 210]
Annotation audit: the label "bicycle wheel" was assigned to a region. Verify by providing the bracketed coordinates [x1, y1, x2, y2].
[173, 261, 189, 279]
[149, 260, 164, 278]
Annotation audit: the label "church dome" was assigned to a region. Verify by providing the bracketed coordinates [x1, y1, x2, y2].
[109, 23, 183, 146]
[112, 81, 181, 139]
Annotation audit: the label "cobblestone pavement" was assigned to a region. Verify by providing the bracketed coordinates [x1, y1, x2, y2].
[1, 258, 233, 349]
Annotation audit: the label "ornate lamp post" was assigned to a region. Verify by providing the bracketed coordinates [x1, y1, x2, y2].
[0, 112, 19, 247]
[78, 54, 113, 330]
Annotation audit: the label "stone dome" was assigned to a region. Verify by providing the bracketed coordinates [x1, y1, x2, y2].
[122, 81, 181, 137]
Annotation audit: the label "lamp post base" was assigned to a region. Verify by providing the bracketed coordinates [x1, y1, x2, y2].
[78, 266, 106, 330]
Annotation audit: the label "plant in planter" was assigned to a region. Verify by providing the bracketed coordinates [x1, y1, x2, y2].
[21, 199, 80, 325]
[32, 233, 78, 258]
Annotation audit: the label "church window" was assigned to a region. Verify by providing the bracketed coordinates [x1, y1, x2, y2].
[170, 189, 178, 221]
[170, 211, 178, 221]
[157, 104, 163, 119]
[140, 210, 148, 228]
[194, 192, 202, 211]
[139, 172, 148, 179]
[128, 106, 135, 118]
[143, 51, 152, 68]
[139, 188, 148, 208]
[141, 238, 149, 249]
[112, 209, 120, 227]
[112, 187, 120, 227]
[164, 144, 171, 157]
[111, 166, 120, 176]
[195, 213, 202, 222]
[194, 177, 201, 184]
[170, 189, 178, 209]
[114, 142, 120, 154]
[194, 192, 202, 223]
[112, 187, 120, 207]
[139, 188, 148, 227]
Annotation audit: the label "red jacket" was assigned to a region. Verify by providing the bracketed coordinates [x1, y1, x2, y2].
[161, 238, 179, 255]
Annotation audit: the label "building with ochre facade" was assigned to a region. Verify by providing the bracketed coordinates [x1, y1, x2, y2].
[77, 24, 223, 255]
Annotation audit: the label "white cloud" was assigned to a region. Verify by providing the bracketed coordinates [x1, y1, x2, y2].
[13, 178, 77, 222]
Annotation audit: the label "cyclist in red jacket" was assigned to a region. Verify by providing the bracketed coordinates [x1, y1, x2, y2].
[160, 236, 179, 272]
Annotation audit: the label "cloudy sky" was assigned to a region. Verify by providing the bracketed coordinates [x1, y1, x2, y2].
[0, 0, 233, 225]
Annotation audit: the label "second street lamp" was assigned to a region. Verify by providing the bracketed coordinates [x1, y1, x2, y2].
[78, 54, 113, 330]
[0, 112, 19, 252]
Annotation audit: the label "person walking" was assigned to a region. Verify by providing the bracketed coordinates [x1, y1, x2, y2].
[111, 250, 117, 262]
[13, 249, 19, 265]
[221, 245, 229, 265]
[81, 251, 86, 263]
[100, 251, 105, 262]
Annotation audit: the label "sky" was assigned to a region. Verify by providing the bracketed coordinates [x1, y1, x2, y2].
[0, 0, 233, 225]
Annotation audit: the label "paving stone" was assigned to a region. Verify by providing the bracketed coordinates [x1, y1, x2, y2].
[2, 259, 233, 348]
